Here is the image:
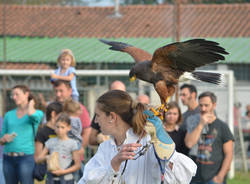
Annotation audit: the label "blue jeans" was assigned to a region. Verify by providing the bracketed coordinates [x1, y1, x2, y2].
[3, 154, 35, 184]
[46, 173, 75, 184]
[74, 161, 85, 182]
[0, 157, 5, 184]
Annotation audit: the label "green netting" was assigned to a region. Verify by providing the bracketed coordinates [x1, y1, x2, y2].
[0, 37, 249, 64]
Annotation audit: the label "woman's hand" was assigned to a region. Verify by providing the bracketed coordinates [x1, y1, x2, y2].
[0, 133, 16, 144]
[111, 143, 142, 172]
[28, 99, 36, 116]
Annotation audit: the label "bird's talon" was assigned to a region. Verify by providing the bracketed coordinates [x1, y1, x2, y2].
[165, 97, 170, 103]
[160, 104, 165, 111]
[150, 107, 160, 116]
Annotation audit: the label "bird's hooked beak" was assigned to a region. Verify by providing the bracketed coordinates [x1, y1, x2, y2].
[130, 75, 136, 82]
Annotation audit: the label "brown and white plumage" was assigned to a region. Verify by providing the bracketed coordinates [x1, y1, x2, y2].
[100, 39, 228, 109]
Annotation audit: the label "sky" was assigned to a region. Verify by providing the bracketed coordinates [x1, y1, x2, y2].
[83, 0, 116, 7]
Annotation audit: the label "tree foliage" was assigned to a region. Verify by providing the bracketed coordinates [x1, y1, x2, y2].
[123, 0, 160, 5]
[123, 0, 250, 4]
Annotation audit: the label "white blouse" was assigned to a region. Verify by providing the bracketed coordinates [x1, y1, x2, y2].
[78, 129, 196, 184]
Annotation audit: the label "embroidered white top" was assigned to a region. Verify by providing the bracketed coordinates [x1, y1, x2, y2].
[78, 128, 197, 184]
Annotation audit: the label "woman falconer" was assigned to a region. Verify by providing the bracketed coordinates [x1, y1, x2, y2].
[78, 90, 196, 184]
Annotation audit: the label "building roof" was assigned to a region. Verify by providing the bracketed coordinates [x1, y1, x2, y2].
[0, 37, 249, 64]
[0, 62, 51, 69]
[0, 4, 249, 38]
[0, 4, 249, 67]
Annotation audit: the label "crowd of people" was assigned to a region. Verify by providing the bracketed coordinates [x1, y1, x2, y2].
[0, 49, 236, 184]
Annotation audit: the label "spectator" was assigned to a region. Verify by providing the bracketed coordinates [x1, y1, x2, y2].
[179, 84, 200, 161]
[63, 99, 83, 181]
[37, 92, 50, 124]
[0, 85, 44, 184]
[242, 108, 250, 130]
[63, 99, 83, 147]
[89, 80, 126, 146]
[246, 104, 250, 114]
[0, 116, 5, 184]
[136, 94, 150, 105]
[233, 102, 241, 127]
[179, 84, 200, 131]
[51, 49, 79, 101]
[37, 113, 81, 183]
[34, 102, 63, 162]
[163, 101, 189, 155]
[53, 80, 90, 177]
[185, 91, 234, 184]
[241, 106, 250, 157]
[53, 80, 90, 149]
[109, 80, 126, 92]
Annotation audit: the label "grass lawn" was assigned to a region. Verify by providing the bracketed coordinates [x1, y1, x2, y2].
[227, 171, 250, 184]
[35, 171, 250, 184]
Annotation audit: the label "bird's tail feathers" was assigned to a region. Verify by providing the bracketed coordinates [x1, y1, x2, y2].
[180, 71, 225, 86]
[99, 39, 132, 52]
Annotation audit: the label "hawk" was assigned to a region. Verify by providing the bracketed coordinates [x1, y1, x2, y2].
[100, 39, 228, 115]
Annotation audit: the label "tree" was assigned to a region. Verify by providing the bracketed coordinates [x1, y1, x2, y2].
[122, 0, 250, 4]
[122, 0, 162, 4]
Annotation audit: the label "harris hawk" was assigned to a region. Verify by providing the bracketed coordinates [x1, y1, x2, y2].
[99, 39, 229, 115]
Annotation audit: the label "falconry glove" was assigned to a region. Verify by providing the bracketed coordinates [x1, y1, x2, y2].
[144, 110, 175, 161]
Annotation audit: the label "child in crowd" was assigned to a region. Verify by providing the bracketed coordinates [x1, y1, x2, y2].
[51, 49, 79, 101]
[35, 102, 63, 162]
[63, 99, 83, 147]
[37, 113, 81, 184]
[63, 99, 83, 182]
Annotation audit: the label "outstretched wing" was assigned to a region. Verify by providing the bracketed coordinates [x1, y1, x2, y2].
[99, 39, 152, 63]
[151, 39, 229, 73]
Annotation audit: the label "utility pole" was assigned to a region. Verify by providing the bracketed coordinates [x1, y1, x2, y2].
[174, 0, 181, 103]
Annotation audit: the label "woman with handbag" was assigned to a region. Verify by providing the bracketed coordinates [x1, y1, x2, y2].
[0, 85, 44, 184]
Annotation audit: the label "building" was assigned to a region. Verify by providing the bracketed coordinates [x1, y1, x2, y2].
[0, 3, 249, 116]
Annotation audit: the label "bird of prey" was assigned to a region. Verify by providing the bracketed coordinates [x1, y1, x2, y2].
[99, 39, 228, 115]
